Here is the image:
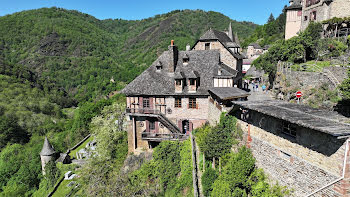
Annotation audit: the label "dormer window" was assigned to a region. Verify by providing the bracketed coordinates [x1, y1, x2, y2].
[205, 43, 210, 50]
[156, 61, 163, 71]
[189, 79, 196, 86]
[176, 79, 182, 86]
[175, 79, 183, 93]
[183, 54, 189, 65]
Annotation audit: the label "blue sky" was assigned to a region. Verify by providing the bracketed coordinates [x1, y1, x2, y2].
[0, 0, 287, 25]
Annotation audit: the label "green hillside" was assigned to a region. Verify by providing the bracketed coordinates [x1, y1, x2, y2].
[0, 8, 258, 103]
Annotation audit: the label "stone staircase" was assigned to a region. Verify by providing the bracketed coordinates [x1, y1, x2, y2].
[158, 113, 181, 133]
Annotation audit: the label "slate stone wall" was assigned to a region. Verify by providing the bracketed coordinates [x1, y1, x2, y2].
[236, 119, 348, 196]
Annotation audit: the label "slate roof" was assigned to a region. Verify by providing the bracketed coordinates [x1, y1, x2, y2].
[243, 59, 254, 65]
[122, 49, 229, 96]
[197, 29, 243, 59]
[285, 0, 302, 10]
[40, 137, 56, 156]
[232, 100, 350, 137]
[209, 87, 250, 100]
[200, 29, 233, 43]
[249, 43, 263, 49]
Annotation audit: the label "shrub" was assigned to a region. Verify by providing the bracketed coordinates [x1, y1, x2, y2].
[202, 168, 218, 196]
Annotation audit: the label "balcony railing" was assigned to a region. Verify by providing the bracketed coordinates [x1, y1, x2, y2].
[126, 108, 161, 114]
[141, 132, 189, 141]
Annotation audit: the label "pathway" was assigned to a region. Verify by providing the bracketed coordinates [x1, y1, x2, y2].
[247, 88, 273, 101]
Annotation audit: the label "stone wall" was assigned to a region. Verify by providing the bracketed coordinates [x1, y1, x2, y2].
[330, 0, 350, 19]
[166, 97, 209, 129]
[207, 97, 222, 125]
[301, 1, 330, 30]
[237, 119, 345, 196]
[193, 41, 238, 71]
[283, 66, 348, 90]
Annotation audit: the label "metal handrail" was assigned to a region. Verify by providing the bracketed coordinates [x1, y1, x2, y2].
[126, 108, 161, 114]
[141, 132, 188, 140]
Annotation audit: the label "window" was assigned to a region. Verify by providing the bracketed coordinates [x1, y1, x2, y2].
[304, 16, 308, 21]
[176, 79, 182, 86]
[175, 98, 182, 108]
[143, 98, 150, 108]
[297, 11, 302, 17]
[205, 43, 210, 50]
[149, 121, 155, 130]
[189, 98, 197, 109]
[189, 79, 196, 86]
[282, 122, 297, 138]
[312, 11, 317, 21]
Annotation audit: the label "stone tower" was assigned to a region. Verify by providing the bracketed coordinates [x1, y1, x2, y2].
[40, 137, 56, 175]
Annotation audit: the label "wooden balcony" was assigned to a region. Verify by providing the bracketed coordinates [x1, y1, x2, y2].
[141, 132, 188, 142]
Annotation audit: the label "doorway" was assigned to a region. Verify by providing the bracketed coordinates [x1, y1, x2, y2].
[182, 120, 189, 134]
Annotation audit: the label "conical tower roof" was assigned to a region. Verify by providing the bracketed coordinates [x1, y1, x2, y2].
[40, 137, 56, 156]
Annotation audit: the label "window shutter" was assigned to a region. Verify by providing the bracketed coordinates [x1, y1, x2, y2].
[178, 120, 183, 133]
[155, 121, 159, 133]
[189, 121, 193, 132]
[146, 120, 149, 132]
[139, 97, 143, 107]
[149, 97, 153, 110]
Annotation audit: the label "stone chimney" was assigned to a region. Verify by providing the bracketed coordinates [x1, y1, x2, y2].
[186, 44, 191, 51]
[168, 40, 178, 73]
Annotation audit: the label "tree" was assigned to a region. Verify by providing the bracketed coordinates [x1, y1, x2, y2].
[268, 13, 275, 23]
[0, 115, 28, 149]
[45, 160, 60, 187]
[201, 114, 239, 168]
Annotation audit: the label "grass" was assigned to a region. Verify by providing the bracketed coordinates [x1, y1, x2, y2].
[69, 136, 93, 159]
[52, 178, 81, 197]
[291, 60, 331, 72]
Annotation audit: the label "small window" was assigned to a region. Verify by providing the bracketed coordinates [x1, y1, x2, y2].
[304, 16, 308, 21]
[205, 43, 210, 50]
[143, 98, 150, 108]
[175, 98, 182, 108]
[149, 121, 155, 130]
[282, 122, 297, 138]
[297, 11, 302, 17]
[189, 98, 197, 109]
[189, 79, 196, 86]
[312, 11, 317, 20]
[176, 79, 182, 86]
[156, 65, 162, 70]
[183, 58, 189, 63]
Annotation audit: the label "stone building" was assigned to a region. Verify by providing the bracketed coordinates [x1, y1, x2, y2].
[122, 26, 249, 153]
[192, 23, 244, 86]
[285, 0, 350, 39]
[40, 137, 57, 175]
[230, 100, 350, 196]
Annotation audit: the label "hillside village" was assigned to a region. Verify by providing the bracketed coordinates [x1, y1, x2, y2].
[2, 0, 350, 196]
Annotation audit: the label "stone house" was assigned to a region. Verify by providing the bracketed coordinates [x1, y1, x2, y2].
[122, 27, 249, 153]
[230, 100, 350, 196]
[285, 0, 350, 39]
[192, 23, 244, 86]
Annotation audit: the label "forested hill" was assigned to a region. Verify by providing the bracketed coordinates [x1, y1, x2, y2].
[0, 7, 258, 103]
